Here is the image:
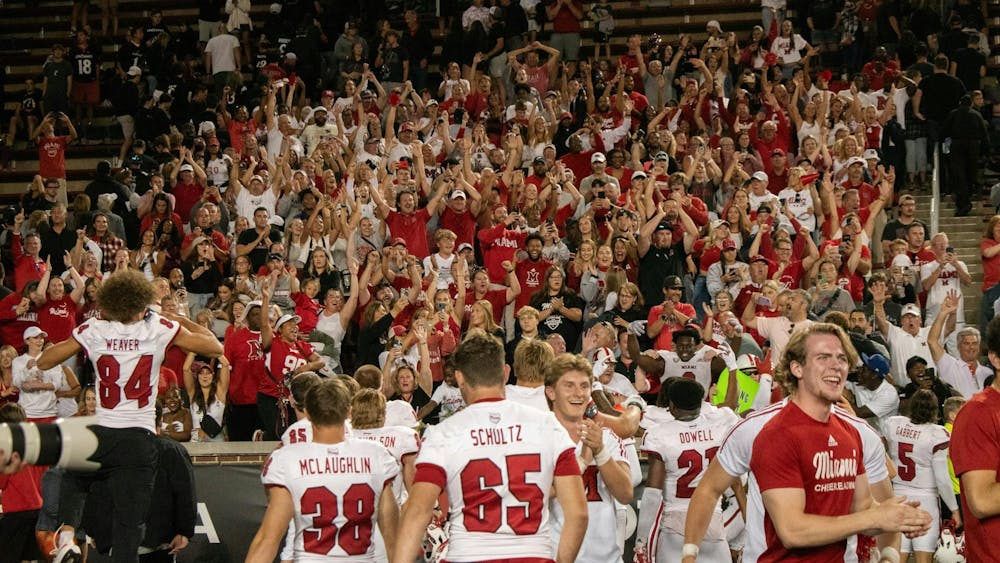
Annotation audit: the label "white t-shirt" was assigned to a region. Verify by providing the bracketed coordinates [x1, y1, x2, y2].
[846, 379, 899, 437]
[204, 33, 240, 74]
[73, 313, 181, 432]
[12, 353, 62, 419]
[756, 317, 814, 371]
[777, 187, 816, 231]
[429, 382, 465, 418]
[413, 399, 577, 561]
[423, 253, 456, 289]
[770, 34, 808, 66]
[920, 260, 968, 324]
[884, 324, 934, 387]
[235, 188, 278, 222]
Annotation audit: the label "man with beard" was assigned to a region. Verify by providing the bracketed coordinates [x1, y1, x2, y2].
[298, 106, 338, 157]
[741, 289, 814, 369]
[628, 326, 725, 398]
[515, 234, 552, 310]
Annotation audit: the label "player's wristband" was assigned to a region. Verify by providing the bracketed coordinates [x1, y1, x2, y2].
[879, 547, 900, 563]
[624, 394, 648, 412]
[681, 543, 699, 558]
[593, 447, 612, 466]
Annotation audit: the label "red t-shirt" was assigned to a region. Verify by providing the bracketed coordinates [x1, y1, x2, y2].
[841, 180, 880, 209]
[385, 208, 432, 259]
[291, 292, 322, 335]
[515, 258, 552, 310]
[170, 182, 205, 224]
[0, 464, 46, 512]
[647, 302, 697, 351]
[478, 223, 528, 285]
[770, 259, 805, 291]
[464, 288, 509, 326]
[224, 327, 265, 405]
[0, 292, 38, 350]
[439, 207, 478, 249]
[37, 296, 78, 344]
[752, 401, 866, 562]
[949, 386, 1000, 561]
[982, 239, 1000, 290]
[227, 119, 257, 155]
[265, 339, 315, 398]
[37, 136, 68, 179]
[551, 0, 583, 32]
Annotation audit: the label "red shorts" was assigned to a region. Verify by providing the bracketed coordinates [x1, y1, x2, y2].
[71, 81, 99, 105]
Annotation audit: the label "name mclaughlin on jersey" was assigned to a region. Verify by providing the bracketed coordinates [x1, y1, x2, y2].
[469, 424, 524, 446]
[298, 456, 373, 476]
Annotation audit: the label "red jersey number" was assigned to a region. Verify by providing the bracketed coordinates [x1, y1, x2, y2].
[95, 354, 154, 409]
[676, 447, 719, 499]
[582, 465, 603, 502]
[896, 443, 916, 482]
[300, 484, 376, 555]
[460, 454, 544, 534]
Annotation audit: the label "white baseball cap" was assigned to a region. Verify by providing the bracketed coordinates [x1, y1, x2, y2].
[23, 326, 48, 340]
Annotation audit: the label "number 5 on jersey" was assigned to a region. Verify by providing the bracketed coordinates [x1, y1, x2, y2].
[460, 454, 544, 534]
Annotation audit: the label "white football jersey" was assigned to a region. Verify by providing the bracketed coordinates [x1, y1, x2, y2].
[549, 428, 630, 563]
[282, 418, 314, 446]
[884, 416, 951, 496]
[73, 313, 181, 432]
[657, 347, 716, 399]
[385, 400, 418, 428]
[504, 384, 550, 411]
[714, 401, 889, 563]
[352, 425, 420, 503]
[642, 407, 739, 512]
[261, 439, 399, 561]
[413, 399, 578, 560]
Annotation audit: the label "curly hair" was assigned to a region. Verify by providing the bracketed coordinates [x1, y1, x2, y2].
[97, 271, 154, 323]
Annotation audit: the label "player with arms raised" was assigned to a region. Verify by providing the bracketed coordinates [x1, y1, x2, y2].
[393, 331, 589, 563]
[637, 379, 741, 562]
[884, 390, 960, 563]
[34, 270, 224, 563]
[545, 353, 633, 562]
[245, 378, 400, 563]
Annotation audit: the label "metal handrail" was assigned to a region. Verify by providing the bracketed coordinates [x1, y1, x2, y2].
[931, 146, 939, 236]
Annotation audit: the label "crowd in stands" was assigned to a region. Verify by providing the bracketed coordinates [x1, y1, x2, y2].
[0, 0, 997, 440]
[0, 0, 999, 559]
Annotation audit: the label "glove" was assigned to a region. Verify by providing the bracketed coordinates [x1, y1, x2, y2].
[171, 421, 184, 432]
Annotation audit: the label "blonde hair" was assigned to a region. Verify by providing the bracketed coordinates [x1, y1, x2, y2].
[350, 388, 386, 429]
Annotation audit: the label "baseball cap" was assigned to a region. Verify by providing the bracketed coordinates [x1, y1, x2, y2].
[631, 170, 648, 180]
[901, 303, 921, 318]
[23, 326, 48, 340]
[267, 252, 284, 261]
[190, 361, 212, 375]
[654, 221, 672, 232]
[845, 156, 866, 168]
[426, 98, 439, 107]
[663, 275, 684, 289]
[269, 2, 281, 13]
[399, 122, 415, 132]
[312, 106, 328, 115]
[559, 111, 573, 120]
[321, 89, 335, 98]
[391, 237, 407, 248]
[458, 243, 473, 252]
[591, 152, 607, 163]
[706, 20, 722, 31]
[238, 300, 263, 323]
[863, 149, 880, 161]
[861, 353, 890, 377]
[179, 164, 194, 173]
[450, 190, 467, 199]
[771, 148, 786, 158]
[751, 171, 769, 183]
[274, 314, 301, 331]
[532, 156, 546, 165]
[722, 238, 737, 250]
[751, 255, 771, 265]
[360, 89, 375, 99]
[284, 52, 297, 61]
[189, 235, 211, 248]
[654, 151, 669, 161]
[126, 66, 142, 77]
[757, 204, 773, 215]
[712, 219, 730, 229]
